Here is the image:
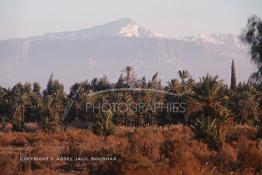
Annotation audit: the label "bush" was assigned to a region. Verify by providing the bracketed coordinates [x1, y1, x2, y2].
[191, 116, 223, 150]
[89, 112, 115, 137]
[40, 115, 63, 132]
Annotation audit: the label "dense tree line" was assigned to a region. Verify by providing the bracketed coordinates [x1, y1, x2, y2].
[0, 64, 261, 149]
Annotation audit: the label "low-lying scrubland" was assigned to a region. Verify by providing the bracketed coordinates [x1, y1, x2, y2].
[0, 125, 261, 175]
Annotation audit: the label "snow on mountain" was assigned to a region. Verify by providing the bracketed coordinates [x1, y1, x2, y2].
[182, 33, 243, 47]
[0, 18, 255, 90]
[31, 18, 166, 41]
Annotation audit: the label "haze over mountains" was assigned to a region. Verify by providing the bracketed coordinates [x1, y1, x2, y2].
[0, 18, 255, 90]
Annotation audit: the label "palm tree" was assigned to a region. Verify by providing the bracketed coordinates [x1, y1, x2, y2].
[122, 66, 135, 86]
[189, 74, 228, 112]
[125, 66, 134, 81]
[178, 70, 190, 84]
[187, 74, 231, 150]
[166, 79, 183, 94]
[166, 70, 193, 95]
[238, 91, 259, 125]
[232, 83, 261, 125]
[148, 72, 161, 89]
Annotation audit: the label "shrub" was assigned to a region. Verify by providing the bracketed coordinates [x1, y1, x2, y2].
[40, 115, 63, 132]
[191, 116, 223, 150]
[89, 112, 115, 137]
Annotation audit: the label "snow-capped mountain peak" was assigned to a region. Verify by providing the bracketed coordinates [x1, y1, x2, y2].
[112, 18, 165, 38]
[35, 18, 166, 41]
[105, 18, 140, 37]
[117, 18, 140, 37]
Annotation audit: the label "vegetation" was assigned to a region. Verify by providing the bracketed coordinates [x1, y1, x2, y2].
[0, 125, 261, 175]
[241, 15, 262, 83]
[0, 15, 261, 174]
[0, 64, 261, 174]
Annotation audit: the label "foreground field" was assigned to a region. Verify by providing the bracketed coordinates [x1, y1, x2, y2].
[0, 125, 261, 175]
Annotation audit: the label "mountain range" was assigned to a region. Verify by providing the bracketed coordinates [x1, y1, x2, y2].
[0, 18, 255, 90]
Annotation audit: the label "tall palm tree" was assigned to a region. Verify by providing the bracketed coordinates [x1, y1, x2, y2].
[122, 66, 135, 86]
[178, 70, 190, 84]
[125, 66, 134, 81]
[190, 74, 228, 111]
[187, 74, 231, 150]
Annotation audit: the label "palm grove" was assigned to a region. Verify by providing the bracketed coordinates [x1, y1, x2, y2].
[0, 16, 262, 151]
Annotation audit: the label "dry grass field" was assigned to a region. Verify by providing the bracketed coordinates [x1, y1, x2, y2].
[0, 124, 261, 175]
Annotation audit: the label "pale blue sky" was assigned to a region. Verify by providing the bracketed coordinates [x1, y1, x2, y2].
[0, 0, 262, 40]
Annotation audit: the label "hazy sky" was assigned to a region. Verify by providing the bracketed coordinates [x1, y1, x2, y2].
[0, 0, 262, 40]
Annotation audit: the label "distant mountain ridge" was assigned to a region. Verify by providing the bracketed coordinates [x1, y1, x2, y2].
[23, 18, 166, 41]
[0, 18, 255, 90]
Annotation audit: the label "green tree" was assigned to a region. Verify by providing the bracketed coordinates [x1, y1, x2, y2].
[91, 75, 111, 91]
[91, 111, 115, 137]
[66, 81, 91, 126]
[11, 93, 31, 131]
[41, 95, 64, 132]
[241, 15, 262, 83]
[9, 83, 32, 131]
[0, 86, 9, 129]
[41, 74, 66, 132]
[187, 74, 231, 150]
[43, 73, 66, 101]
[33, 82, 41, 95]
[230, 82, 261, 125]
